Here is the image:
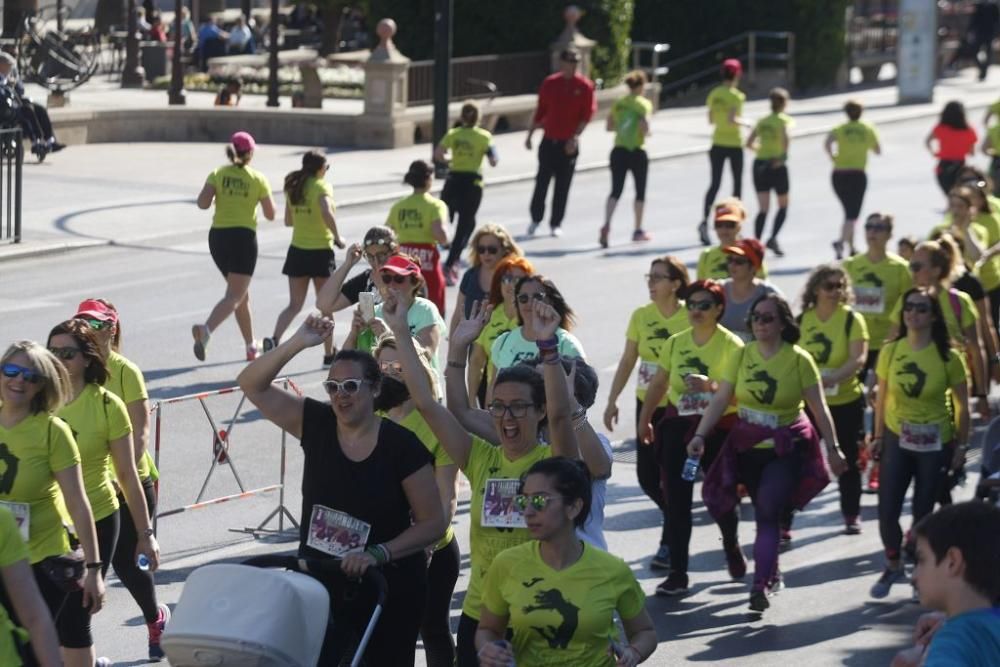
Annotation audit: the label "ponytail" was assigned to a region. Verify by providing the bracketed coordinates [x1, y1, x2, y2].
[226, 145, 251, 167]
[283, 150, 327, 206]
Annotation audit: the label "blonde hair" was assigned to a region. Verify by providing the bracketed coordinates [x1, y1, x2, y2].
[372, 334, 440, 402]
[801, 264, 853, 312]
[916, 237, 960, 284]
[468, 223, 522, 267]
[1, 341, 70, 414]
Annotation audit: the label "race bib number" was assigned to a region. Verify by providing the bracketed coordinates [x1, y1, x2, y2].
[854, 286, 884, 314]
[636, 361, 658, 392]
[899, 422, 942, 453]
[739, 406, 779, 429]
[306, 505, 371, 557]
[482, 479, 526, 528]
[678, 392, 712, 416]
[820, 369, 839, 397]
[0, 501, 29, 541]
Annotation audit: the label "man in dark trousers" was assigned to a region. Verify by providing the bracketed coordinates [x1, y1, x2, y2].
[969, 0, 1000, 80]
[525, 48, 596, 237]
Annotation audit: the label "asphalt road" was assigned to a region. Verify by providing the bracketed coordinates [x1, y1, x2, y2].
[0, 113, 986, 666]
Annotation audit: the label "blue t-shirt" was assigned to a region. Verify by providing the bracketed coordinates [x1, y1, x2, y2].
[924, 607, 1000, 667]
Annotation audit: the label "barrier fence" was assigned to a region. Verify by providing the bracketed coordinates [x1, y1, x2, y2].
[151, 377, 302, 536]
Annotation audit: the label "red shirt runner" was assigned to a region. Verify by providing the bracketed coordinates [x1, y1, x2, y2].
[533, 72, 596, 141]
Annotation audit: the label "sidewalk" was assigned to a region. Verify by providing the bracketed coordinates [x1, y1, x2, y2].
[4, 67, 999, 261]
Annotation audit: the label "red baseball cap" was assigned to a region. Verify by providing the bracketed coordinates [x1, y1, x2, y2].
[380, 255, 420, 276]
[723, 239, 765, 271]
[75, 299, 118, 323]
[721, 58, 743, 78]
[714, 200, 746, 223]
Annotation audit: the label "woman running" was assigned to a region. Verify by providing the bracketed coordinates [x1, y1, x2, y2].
[386, 160, 450, 316]
[694, 295, 847, 612]
[798, 265, 869, 534]
[238, 315, 445, 666]
[0, 342, 106, 667]
[746, 87, 793, 257]
[869, 288, 969, 599]
[825, 100, 881, 259]
[72, 299, 169, 661]
[475, 458, 657, 667]
[699, 58, 746, 246]
[926, 101, 977, 196]
[262, 150, 345, 365]
[434, 101, 498, 286]
[601, 69, 653, 248]
[720, 238, 783, 341]
[383, 293, 580, 667]
[193, 131, 276, 362]
[315, 226, 399, 314]
[638, 279, 747, 596]
[981, 114, 1000, 194]
[372, 334, 459, 667]
[603, 256, 690, 570]
[696, 198, 770, 281]
[449, 223, 521, 332]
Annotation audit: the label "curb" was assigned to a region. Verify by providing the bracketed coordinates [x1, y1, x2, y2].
[0, 239, 111, 263]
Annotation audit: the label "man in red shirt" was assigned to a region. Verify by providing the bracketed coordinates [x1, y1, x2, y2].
[525, 49, 596, 237]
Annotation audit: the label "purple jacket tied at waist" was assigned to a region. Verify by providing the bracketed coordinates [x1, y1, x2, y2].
[702, 413, 830, 520]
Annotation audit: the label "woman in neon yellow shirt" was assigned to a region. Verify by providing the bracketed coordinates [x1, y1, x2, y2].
[869, 288, 969, 600]
[264, 150, 345, 366]
[603, 255, 689, 569]
[699, 58, 746, 246]
[746, 87, 793, 257]
[0, 341, 105, 667]
[825, 100, 881, 259]
[602, 69, 653, 248]
[476, 457, 657, 667]
[193, 131, 276, 362]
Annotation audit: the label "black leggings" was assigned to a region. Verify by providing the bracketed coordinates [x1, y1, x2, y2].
[936, 159, 965, 195]
[703, 145, 743, 219]
[457, 613, 513, 667]
[832, 170, 867, 220]
[421, 535, 460, 667]
[830, 398, 865, 518]
[112, 478, 160, 623]
[609, 146, 648, 201]
[635, 398, 668, 546]
[530, 138, 578, 229]
[878, 430, 950, 560]
[442, 172, 484, 269]
[658, 416, 738, 576]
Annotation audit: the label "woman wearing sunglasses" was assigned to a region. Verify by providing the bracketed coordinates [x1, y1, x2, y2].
[476, 457, 657, 667]
[72, 299, 169, 661]
[193, 131, 276, 362]
[0, 341, 105, 667]
[692, 294, 847, 612]
[869, 288, 969, 600]
[637, 279, 746, 596]
[449, 223, 521, 334]
[467, 256, 535, 407]
[604, 256, 690, 570]
[697, 199, 769, 281]
[261, 150, 345, 366]
[387, 160, 450, 316]
[372, 334, 460, 667]
[238, 315, 445, 666]
[798, 265, 869, 535]
[316, 226, 399, 314]
[384, 294, 580, 667]
[720, 238, 783, 341]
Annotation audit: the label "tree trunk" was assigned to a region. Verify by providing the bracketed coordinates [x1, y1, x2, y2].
[4, 0, 38, 37]
[95, 0, 125, 34]
[320, 5, 341, 55]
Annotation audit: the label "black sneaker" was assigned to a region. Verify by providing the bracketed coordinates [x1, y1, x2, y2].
[749, 590, 770, 612]
[870, 566, 906, 599]
[322, 354, 335, 368]
[655, 572, 689, 596]
[698, 221, 710, 246]
[650, 544, 670, 570]
[724, 541, 747, 580]
[766, 237, 784, 257]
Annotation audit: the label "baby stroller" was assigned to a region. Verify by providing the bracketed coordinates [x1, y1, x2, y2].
[977, 417, 1000, 506]
[162, 554, 387, 667]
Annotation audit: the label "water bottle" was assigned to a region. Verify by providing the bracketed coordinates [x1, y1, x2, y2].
[137, 553, 151, 571]
[493, 640, 515, 667]
[681, 456, 701, 482]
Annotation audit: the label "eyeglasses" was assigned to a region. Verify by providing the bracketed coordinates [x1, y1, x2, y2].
[379, 360, 403, 375]
[477, 245, 501, 255]
[85, 319, 109, 331]
[750, 312, 776, 324]
[516, 293, 547, 305]
[865, 223, 890, 232]
[821, 281, 845, 291]
[714, 220, 737, 229]
[322, 378, 368, 395]
[903, 301, 931, 314]
[501, 274, 521, 284]
[909, 261, 925, 272]
[487, 401, 534, 418]
[1, 363, 44, 384]
[380, 273, 411, 284]
[365, 252, 391, 265]
[364, 238, 392, 248]
[645, 273, 672, 283]
[513, 493, 568, 511]
[48, 346, 81, 361]
[726, 256, 750, 266]
[686, 299, 715, 311]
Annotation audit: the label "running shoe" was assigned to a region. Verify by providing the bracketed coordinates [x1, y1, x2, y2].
[599, 225, 610, 249]
[148, 602, 171, 661]
[322, 354, 335, 368]
[749, 590, 770, 612]
[779, 528, 792, 551]
[445, 264, 459, 287]
[844, 515, 862, 535]
[832, 240, 844, 260]
[192, 324, 210, 361]
[767, 569, 784, 594]
[698, 221, 710, 246]
[766, 237, 785, 257]
[50, 141, 66, 153]
[655, 572, 689, 596]
[633, 228, 652, 242]
[866, 463, 880, 493]
[650, 544, 670, 570]
[261, 336, 277, 353]
[246, 342, 260, 361]
[551, 227, 563, 238]
[527, 221, 540, 236]
[870, 566, 906, 599]
[724, 541, 747, 580]
[96, 658, 112, 667]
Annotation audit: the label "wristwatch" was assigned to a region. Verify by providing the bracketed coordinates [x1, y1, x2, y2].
[141, 528, 155, 538]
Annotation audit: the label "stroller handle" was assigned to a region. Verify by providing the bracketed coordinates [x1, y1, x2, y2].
[242, 554, 388, 606]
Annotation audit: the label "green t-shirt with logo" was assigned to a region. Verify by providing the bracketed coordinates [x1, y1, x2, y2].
[0, 507, 30, 667]
[754, 112, 794, 160]
[441, 126, 493, 174]
[104, 351, 158, 482]
[289, 177, 336, 250]
[706, 84, 745, 148]
[831, 120, 879, 170]
[721, 341, 821, 428]
[625, 302, 690, 403]
[658, 326, 744, 415]
[206, 164, 272, 230]
[482, 540, 646, 667]
[611, 94, 653, 150]
[386, 192, 449, 246]
[843, 252, 913, 351]
[799, 305, 868, 406]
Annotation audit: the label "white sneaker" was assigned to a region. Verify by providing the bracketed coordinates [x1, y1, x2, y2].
[551, 227, 563, 237]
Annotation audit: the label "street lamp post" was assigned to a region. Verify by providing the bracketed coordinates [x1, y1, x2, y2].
[121, 0, 145, 87]
[168, 0, 186, 104]
[266, 0, 279, 106]
[432, 0, 452, 177]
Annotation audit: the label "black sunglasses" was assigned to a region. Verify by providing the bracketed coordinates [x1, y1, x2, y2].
[909, 261, 924, 272]
[48, 346, 81, 361]
[750, 312, 776, 324]
[380, 273, 411, 284]
[821, 281, 845, 291]
[903, 301, 931, 314]
[686, 299, 715, 312]
[517, 293, 547, 305]
[477, 245, 501, 255]
[865, 223, 890, 232]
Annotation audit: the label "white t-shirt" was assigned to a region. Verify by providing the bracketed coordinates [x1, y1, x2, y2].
[577, 433, 613, 551]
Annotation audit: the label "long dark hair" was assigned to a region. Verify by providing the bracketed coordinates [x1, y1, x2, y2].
[47, 319, 109, 385]
[225, 145, 251, 167]
[329, 350, 393, 410]
[893, 287, 952, 362]
[519, 457, 592, 528]
[747, 293, 800, 344]
[284, 150, 327, 206]
[940, 100, 968, 130]
[514, 275, 576, 330]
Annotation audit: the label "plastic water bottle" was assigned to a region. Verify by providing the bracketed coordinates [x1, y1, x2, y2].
[137, 553, 151, 571]
[493, 640, 515, 667]
[681, 456, 701, 482]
